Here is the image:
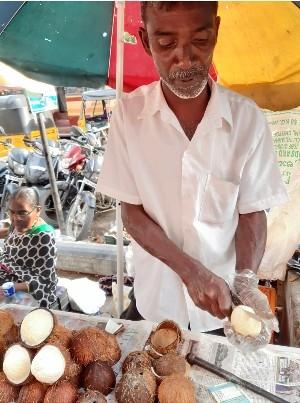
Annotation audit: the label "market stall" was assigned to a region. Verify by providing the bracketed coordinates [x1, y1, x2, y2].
[0, 304, 299, 403]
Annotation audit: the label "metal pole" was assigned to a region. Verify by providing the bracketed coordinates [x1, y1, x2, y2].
[36, 112, 66, 234]
[115, 0, 125, 318]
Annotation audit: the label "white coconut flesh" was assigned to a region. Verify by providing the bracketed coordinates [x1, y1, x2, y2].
[231, 305, 262, 337]
[31, 344, 65, 384]
[3, 344, 31, 384]
[21, 309, 54, 347]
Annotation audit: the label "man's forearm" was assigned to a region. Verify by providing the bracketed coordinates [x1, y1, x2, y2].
[235, 211, 267, 273]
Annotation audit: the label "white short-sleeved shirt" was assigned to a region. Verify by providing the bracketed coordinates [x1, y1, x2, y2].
[97, 79, 288, 332]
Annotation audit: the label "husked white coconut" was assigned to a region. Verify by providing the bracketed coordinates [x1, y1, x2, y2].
[31, 344, 66, 384]
[231, 305, 262, 337]
[21, 309, 54, 347]
[3, 344, 31, 385]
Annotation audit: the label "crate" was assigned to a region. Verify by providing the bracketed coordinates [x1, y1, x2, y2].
[258, 285, 277, 314]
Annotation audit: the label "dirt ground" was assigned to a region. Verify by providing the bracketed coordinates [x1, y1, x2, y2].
[88, 208, 117, 243]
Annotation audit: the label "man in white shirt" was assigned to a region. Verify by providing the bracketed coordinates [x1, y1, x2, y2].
[97, 2, 288, 333]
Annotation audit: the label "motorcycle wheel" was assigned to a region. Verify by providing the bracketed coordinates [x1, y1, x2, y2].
[66, 194, 95, 241]
[39, 189, 59, 228]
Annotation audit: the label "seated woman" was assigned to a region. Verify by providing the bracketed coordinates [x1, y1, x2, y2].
[0, 187, 57, 308]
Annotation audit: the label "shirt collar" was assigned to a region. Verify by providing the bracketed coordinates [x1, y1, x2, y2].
[138, 77, 233, 130]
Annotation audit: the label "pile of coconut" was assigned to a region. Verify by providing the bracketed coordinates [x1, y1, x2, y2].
[115, 320, 196, 403]
[0, 308, 121, 403]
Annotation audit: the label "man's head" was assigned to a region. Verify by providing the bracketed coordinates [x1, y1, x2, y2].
[139, 2, 220, 99]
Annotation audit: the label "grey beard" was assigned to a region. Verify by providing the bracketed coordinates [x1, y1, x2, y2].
[161, 76, 208, 99]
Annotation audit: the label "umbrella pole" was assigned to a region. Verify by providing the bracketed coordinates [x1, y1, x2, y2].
[37, 112, 66, 235]
[116, 0, 125, 318]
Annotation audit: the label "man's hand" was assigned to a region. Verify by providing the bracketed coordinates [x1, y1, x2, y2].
[233, 270, 278, 332]
[224, 270, 278, 353]
[182, 262, 232, 319]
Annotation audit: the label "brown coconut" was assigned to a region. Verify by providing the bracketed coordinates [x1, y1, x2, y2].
[76, 390, 107, 403]
[150, 320, 182, 358]
[0, 312, 19, 362]
[70, 327, 121, 366]
[43, 380, 77, 403]
[18, 380, 47, 403]
[20, 308, 56, 349]
[0, 310, 14, 336]
[122, 351, 152, 374]
[64, 361, 82, 386]
[31, 343, 71, 385]
[152, 352, 189, 380]
[0, 371, 20, 403]
[115, 368, 157, 403]
[81, 361, 116, 396]
[158, 374, 196, 403]
[47, 324, 73, 348]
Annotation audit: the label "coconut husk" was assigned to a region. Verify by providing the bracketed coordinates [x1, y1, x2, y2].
[0, 371, 20, 403]
[0, 323, 19, 356]
[20, 308, 56, 349]
[82, 361, 116, 396]
[0, 310, 14, 337]
[122, 351, 152, 374]
[157, 374, 196, 403]
[70, 327, 121, 366]
[18, 380, 48, 403]
[149, 320, 182, 358]
[31, 343, 71, 385]
[115, 368, 157, 403]
[43, 380, 77, 403]
[152, 352, 189, 381]
[64, 361, 82, 386]
[76, 390, 107, 403]
[47, 325, 73, 349]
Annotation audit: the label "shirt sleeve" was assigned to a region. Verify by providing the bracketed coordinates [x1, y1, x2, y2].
[238, 111, 288, 214]
[96, 101, 142, 204]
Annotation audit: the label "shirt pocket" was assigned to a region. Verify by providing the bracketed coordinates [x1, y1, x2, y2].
[200, 174, 239, 223]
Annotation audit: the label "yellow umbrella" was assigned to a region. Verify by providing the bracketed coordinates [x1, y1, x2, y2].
[215, 2, 300, 110]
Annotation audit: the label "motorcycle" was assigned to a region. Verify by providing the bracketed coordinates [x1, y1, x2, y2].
[0, 138, 66, 225]
[0, 139, 27, 219]
[65, 133, 114, 241]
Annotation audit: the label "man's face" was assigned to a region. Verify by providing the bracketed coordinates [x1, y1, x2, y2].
[140, 3, 220, 99]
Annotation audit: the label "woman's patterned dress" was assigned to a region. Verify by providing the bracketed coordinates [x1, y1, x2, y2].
[0, 226, 57, 308]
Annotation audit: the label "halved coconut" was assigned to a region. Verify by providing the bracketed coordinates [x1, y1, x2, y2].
[3, 344, 32, 385]
[158, 374, 196, 403]
[152, 352, 189, 381]
[44, 380, 77, 403]
[115, 368, 157, 403]
[18, 380, 47, 403]
[0, 371, 20, 403]
[31, 344, 70, 384]
[76, 390, 107, 403]
[149, 320, 182, 358]
[122, 351, 152, 374]
[82, 361, 116, 396]
[70, 327, 121, 366]
[0, 323, 19, 366]
[20, 308, 55, 348]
